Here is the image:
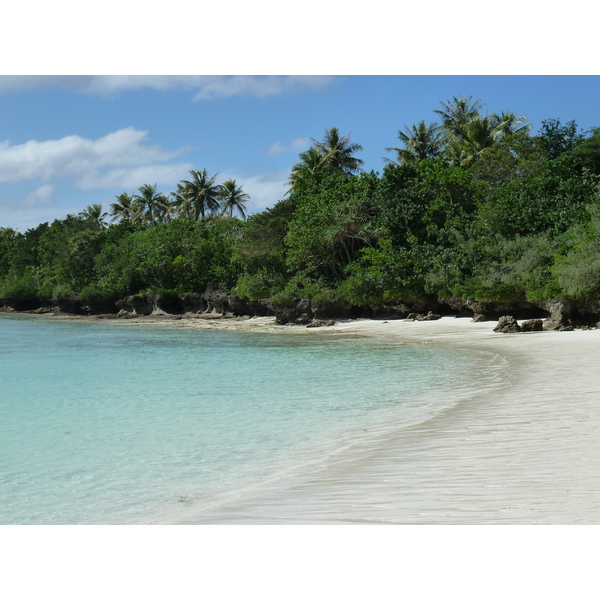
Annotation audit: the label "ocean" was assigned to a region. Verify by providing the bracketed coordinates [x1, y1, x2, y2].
[0, 314, 490, 524]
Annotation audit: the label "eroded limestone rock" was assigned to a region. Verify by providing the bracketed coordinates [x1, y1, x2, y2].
[493, 315, 521, 333]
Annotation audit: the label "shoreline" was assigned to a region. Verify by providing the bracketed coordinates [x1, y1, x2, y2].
[4, 311, 600, 523]
[162, 316, 600, 524]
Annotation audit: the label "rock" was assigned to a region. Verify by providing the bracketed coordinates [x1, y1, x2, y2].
[311, 299, 352, 320]
[520, 319, 543, 332]
[534, 299, 600, 328]
[420, 311, 442, 321]
[558, 325, 574, 332]
[178, 293, 208, 314]
[368, 302, 413, 319]
[202, 289, 230, 314]
[406, 311, 442, 321]
[115, 294, 156, 315]
[441, 296, 546, 322]
[493, 315, 521, 333]
[306, 319, 336, 328]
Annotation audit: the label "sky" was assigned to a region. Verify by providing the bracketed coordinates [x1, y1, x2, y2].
[1, 74, 600, 231]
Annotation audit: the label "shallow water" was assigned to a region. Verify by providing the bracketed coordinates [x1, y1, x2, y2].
[0, 315, 491, 524]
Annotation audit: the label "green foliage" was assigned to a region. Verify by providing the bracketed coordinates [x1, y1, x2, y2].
[537, 118, 583, 160]
[2, 105, 600, 313]
[285, 170, 380, 284]
[560, 128, 600, 175]
[234, 271, 285, 301]
[268, 279, 323, 308]
[0, 267, 40, 300]
[77, 283, 122, 305]
[491, 158, 599, 237]
[52, 284, 75, 300]
[551, 204, 600, 299]
[92, 219, 241, 296]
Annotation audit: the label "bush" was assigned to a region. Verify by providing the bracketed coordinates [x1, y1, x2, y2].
[52, 284, 75, 300]
[0, 269, 39, 301]
[235, 272, 282, 301]
[78, 283, 122, 305]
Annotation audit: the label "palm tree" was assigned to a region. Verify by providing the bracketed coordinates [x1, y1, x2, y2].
[109, 192, 139, 223]
[444, 115, 501, 167]
[180, 169, 220, 220]
[133, 184, 169, 224]
[385, 121, 445, 165]
[169, 184, 193, 219]
[287, 146, 326, 192]
[219, 179, 250, 219]
[446, 111, 531, 167]
[312, 127, 364, 175]
[79, 203, 108, 228]
[489, 110, 531, 141]
[434, 94, 485, 142]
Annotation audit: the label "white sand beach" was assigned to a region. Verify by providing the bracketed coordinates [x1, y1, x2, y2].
[164, 316, 600, 524]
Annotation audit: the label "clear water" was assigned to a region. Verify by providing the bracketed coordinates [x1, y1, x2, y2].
[0, 315, 484, 524]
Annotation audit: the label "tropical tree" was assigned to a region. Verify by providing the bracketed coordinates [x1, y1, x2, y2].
[490, 110, 531, 141]
[180, 169, 221, 220]
[219, 179, 250, 219]
[312, 127, 364, 175]
[169, 184, 191, 219]
[385, 121, 445, 165]
[79, 204, 108, 228]
[288, 146, 326, 193]
[434, 94, 485, 142]
[109, 192, 139, 223]
[133, 184, 170, 224]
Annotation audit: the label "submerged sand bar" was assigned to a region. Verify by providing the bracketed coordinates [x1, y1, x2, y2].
[163, 316, 600, 524]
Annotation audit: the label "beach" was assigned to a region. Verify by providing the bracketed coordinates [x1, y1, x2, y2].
[161, 316, 600, 524]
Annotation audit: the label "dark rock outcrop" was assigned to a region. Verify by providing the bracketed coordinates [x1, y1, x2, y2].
[406, 311, 442, 321]
[311, 299, 353, 320]
[520, 319, 544, 332]
[178, 293, 208, 314]
[306, 319, 336, 328]
[442, 296, 546, 322]
[493, 315, 521, 333]
[366, 299, 444, 320]
[533, 299, 600, 329]
[116, 294, 160, 316]
[4, 285, 600, 331]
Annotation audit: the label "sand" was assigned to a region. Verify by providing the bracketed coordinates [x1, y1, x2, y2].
[161, 316, 600, 524]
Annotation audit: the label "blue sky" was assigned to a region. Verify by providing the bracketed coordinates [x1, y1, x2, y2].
[1, 75, 600, 231]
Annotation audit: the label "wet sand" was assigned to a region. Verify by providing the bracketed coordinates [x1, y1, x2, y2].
[164, 316, 600, 524]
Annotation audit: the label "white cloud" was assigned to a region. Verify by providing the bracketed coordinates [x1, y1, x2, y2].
[0, 128, 186, 189]
[264, 137, 310, 157]
[0, 75, 337, 100]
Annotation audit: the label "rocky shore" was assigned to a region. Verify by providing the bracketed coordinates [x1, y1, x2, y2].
[2, 288, 600, 330]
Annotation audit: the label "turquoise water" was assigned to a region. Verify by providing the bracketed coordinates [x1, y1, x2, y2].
[0, 315, 483, 524]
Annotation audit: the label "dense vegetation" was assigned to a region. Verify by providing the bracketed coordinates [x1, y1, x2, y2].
[2, 96, 600, 317]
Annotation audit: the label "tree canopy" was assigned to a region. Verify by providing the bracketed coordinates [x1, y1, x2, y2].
[2, 98, 600, 315]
